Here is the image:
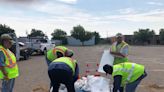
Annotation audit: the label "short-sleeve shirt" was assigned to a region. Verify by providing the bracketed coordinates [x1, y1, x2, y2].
[119, 45, 129, 56]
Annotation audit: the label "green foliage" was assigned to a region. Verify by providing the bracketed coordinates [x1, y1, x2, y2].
[159, 29, 164, 41]
[51, 29, 67, 40]
[28, 29, 45, 37]
[133, 29, 155, 44]
[71, 25, 93, 45]
[71, 25, 85, 40]
[51, 29, 67, 44]
[92, 31, 100, 44]
[0, 24, 15, 36]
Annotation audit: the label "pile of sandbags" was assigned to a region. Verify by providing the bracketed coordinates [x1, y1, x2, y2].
[54, 75, 111, 92]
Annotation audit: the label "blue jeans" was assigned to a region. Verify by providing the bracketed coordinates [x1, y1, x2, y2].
[2, 78, 15, 92]
[125, 71, 147, 92]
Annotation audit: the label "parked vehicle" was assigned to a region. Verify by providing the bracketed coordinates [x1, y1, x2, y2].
[19, 36, 55, 55]
[19, 42, 32, 60]
[8, 33, 31, 60]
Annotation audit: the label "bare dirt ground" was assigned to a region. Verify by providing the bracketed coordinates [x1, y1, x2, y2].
[1, 45, 164, 92]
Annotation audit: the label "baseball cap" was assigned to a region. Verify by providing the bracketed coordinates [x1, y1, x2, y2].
[0, 34, 15, 44]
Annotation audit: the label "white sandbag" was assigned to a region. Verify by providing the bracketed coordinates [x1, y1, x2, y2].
[59, 84, 67, 92]
[87, 75, 110, 92]
[74, 77, 90, 91]
[54, 84, 85, 92]
[51, 75, 111, 92]
[50, 79, 88, 92]
[50, 84, 67, 92]
[98, 50, 114, 73]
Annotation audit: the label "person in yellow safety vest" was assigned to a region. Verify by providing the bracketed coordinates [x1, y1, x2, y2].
[0, 34, 19, 92]
[110, 33, 129, 65]
[46, 46, 74, 66]
[103, 62, 147, 92]
[48, 56, 79, 92]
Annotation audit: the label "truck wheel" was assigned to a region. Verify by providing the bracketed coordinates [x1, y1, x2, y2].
[24, 53, 29, 60]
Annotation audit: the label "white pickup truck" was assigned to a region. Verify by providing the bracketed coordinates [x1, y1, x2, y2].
[25, 37, 55, 55]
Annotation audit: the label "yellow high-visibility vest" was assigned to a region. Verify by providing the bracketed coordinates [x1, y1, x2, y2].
[112, 62, 144, 87]
[0, 45, 19, 79]
[52, 57, 77, 75]
[111, 41, 129, 65]
[47, 46, 67, 62]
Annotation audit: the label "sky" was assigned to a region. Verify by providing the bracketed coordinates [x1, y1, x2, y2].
[0, 0, 164, 38]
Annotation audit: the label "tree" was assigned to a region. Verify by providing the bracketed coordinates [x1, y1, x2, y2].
[159, 29, 164, 44]
[92, 31, 100, 44]
[51, 29, 67, 44]
[71, 25, 93, 45]
[133, 29, 155, 45]
[51, 29, 67, 40]
[0, 24, 15, 36]
[28, 29, 45, 37]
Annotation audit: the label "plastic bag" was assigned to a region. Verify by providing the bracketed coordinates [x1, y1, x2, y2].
[59, 84, 67, 92]
[74, 77, 90, 92]
[50, 75, 111, 92]
[50, 83, 86, 92]
[50, 84, 67, 92]
[87, 75, 110, 92]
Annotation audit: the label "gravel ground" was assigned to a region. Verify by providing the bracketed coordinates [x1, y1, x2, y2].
[0, 45, 164, 92]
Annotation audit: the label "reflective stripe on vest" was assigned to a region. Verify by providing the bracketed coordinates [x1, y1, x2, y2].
[127, 63, 135, 81]
[113, 63, 135, 82]
[0, 45, 19, 79]
[0, 48, 16, 68]
[47, 46, 67, 62]
[111, 41, 129, 65]
[111, 41, 128, 53]
[53, 48, 65, 56]
[113, 63, 144, 86]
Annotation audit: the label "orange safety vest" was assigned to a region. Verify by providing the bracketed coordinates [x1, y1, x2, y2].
[0, 45, 19, 79]
[47, 46, 67, 62]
